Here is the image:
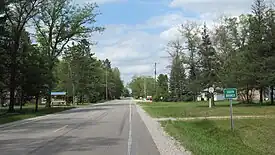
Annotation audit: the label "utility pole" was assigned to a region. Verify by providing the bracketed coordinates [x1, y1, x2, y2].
[144, 77, 147, 99]
[105, 68, 108, 100]
[154, 62, 157, 95]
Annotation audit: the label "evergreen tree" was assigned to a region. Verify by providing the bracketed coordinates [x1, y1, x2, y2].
[248, 0, 269, 103]
[154, 74, 169, 101]
[169, 54, 186, 101]
[180, 22, 201, 101]
[198, 23, 218, 105]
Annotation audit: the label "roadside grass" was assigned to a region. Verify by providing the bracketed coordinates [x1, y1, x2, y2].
[0, 105, 75, 125]
[140, 101, 275, 118]
[161, 119, 275, 155]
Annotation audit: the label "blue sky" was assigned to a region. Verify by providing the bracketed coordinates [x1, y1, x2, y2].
[76, 0, 255, 83]
[99, 1, 169, 24]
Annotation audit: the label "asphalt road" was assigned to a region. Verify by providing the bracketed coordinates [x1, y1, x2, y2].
[0, 100, 160, 155]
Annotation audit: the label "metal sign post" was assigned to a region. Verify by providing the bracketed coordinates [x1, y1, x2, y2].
[208, 87, 214, 108]
[224, 88, 237, 130]
[230, 98, 234, 130]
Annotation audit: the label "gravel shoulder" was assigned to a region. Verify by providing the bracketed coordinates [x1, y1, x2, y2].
[135, 103, 191, 155]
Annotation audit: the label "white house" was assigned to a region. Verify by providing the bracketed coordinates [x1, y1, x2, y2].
[197, 88, 225, 101]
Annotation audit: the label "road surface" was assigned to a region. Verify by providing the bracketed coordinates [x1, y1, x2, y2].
[0, 100, 160, 155]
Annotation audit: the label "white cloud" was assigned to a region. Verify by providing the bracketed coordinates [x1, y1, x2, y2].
[168, 0, 260, 29]
[170, 0, 254, 16]
[92, 25, 170, 83]
[157, 0, 263, 42]
[143, 13, 187, 28]
[91, 0, 265, 83]
[159, 25, 181, 41]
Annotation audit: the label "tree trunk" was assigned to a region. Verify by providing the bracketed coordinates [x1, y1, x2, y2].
[0, 90, 4, 107]
[20, 90, 23, 111]
[259, 87, 263, 104]
[271, 86, 274, 105]
[35, 94, 39, 112]
[211, 93, 215, 106]
[45, 62, 55, 108]
[80, 94, 83, 104]
[8, 41, 20, 113]
[8, 65, 16, 113]
[246, 85, 249, 104]
[46, 89, 52, 108]
[0, 96, 4, 107]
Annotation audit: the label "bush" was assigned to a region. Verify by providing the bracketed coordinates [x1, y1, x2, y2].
[182, 95, 194, 102]
[153, 93, 169, 102]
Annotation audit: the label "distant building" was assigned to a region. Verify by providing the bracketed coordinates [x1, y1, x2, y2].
[197, 87, 226, 101]
[197, 87, 274, 102]
[238, 88, 272, 102]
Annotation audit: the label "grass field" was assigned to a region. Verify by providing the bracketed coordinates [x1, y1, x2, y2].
[140, 101, 275, 118]
[161, 119, 275, 155]
[0, 105, 75, 125]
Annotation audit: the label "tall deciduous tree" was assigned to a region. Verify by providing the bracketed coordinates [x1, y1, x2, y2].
[179, 22, 201, 101]
[21, 44, 48, 112]
[34, 0, 104, 107]
[0, 0, 8, 106]
[129, 76, 155, 98]
[5, 0, 44, 112]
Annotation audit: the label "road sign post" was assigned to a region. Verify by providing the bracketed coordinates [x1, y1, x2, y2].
[224, 88, 237, 130]
[208, 87, 214, 108]
[229, 98, 234, 130]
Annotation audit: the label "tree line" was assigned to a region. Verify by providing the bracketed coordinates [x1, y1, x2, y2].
[130, 0, 275, 105]
[0, 0, 124, 112]
[129, 74, 169, 101]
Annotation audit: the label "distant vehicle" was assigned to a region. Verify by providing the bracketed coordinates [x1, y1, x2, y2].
[146, 96, 152, 101]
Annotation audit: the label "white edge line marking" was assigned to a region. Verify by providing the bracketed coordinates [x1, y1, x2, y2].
[128, 101, 132, 155]
[54, 125, 68, 133]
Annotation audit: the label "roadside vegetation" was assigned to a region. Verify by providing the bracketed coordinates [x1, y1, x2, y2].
[140, 101, 275, 118]
[161, 119, 275, 155]
[0, 0, 126, 114]
[130, 0, 275, 106]
[134, 1, 275, 154]
[0, 105, 74, 125]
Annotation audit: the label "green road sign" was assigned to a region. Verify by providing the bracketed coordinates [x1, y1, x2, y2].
[224, 88, 237, 99]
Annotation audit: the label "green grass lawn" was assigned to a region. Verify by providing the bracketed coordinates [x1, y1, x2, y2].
[140, 101, 275, 118]
[0, 105, 75, 125]
[161, 119, 275, 155]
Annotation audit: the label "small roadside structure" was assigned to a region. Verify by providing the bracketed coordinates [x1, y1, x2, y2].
[51, 92, 67, 106]
[197, 88, 225, 101]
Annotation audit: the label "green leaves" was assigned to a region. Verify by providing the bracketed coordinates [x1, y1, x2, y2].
[34, 0, 104, 58]
[170, 54, 186, 100]
[129, 76, 155, 98]
[155, 74, 169, 101]
[55, 42, 124, 103]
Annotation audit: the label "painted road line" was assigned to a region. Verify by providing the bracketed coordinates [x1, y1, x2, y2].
[128, 101, 132, 155]
[54, 125, 68, 133]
